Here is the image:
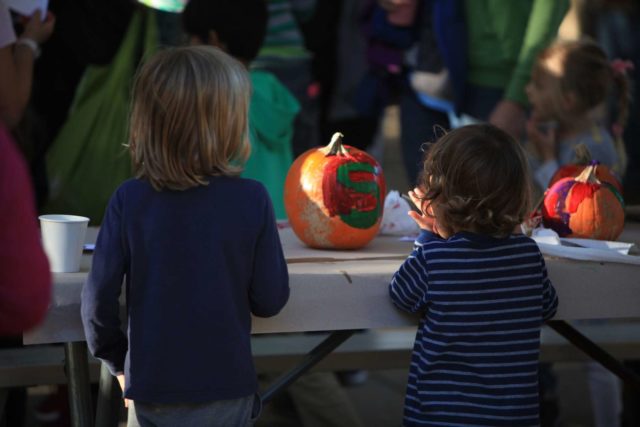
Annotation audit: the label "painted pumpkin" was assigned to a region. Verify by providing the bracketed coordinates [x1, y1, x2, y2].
[549, 144, 622, 192]
[542, 161, 625, 240]
[284, 132, 386, 249]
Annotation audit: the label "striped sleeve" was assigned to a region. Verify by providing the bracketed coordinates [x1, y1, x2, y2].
[540, 255, 558, 321]
[389, 231, 439, 313]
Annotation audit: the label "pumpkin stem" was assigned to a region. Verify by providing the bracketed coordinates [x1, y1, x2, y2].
[322, 132, 349, 156]
[573, 143, 592, 164]
[575, 161, 601, 184]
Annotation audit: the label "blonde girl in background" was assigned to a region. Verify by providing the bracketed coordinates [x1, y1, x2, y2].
[526, 39, 632, 191]
[526, 39, 633, 427]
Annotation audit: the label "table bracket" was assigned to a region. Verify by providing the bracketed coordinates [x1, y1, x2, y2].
[548, 320, 640, 392]
[95, 363, 122, 427]
[64, 342, 94, 427]
[261, 330, 357, 404]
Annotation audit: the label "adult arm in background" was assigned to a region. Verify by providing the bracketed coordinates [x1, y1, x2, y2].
[0, 124, 51, 335]
[489, 0, 569, 138]
[0, 8, 54, 128]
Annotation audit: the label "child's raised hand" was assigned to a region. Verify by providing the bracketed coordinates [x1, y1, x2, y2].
[407, 187, 436, 232]
[526, 118, 557, 162]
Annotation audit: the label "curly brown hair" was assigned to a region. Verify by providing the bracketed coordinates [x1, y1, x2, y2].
[419, 124, 531, 238]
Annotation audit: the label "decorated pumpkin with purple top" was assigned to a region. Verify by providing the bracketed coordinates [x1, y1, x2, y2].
[548, 144, 622, 192]
[284, 132, 386, 249]
[542, 161, 625, 240]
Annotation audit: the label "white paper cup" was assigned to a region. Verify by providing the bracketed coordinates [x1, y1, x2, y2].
[39, 215, 90, 273]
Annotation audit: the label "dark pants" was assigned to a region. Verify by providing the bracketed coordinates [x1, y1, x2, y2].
[127, 394, 259, 427]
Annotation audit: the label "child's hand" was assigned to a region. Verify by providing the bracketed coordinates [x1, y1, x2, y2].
[527, 118, 556, 162]
[407, 187, 436, 232]
[117, 374, 130, 407]
[22, 11, 55, 44]
[489, 99, 527, 139]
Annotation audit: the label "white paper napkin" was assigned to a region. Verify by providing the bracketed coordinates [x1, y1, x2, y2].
[531, 228, 640, 266]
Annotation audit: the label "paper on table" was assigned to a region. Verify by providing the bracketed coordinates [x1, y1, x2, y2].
[561, 238, 636, 255]
[379, 191, 420, 236]
[5, 0, 48, 18]
[532, 228, 640, 266]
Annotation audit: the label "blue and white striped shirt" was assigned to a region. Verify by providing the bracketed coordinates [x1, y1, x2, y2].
[390, 230, 558, 427]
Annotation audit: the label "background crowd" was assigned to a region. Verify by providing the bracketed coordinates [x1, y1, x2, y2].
[1, 0, 639, 426]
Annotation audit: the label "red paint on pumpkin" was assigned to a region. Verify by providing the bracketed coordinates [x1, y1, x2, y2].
[284, 133, 386, 249]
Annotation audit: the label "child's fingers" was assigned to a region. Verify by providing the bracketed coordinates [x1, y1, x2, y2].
[411, 186, 426, 197]
[408, 210, 434, 231]
[408, 192, 421, 209]
[526, 119, 542, 139]
[407, 210, 425, 226]
[408, 189, 424, 209]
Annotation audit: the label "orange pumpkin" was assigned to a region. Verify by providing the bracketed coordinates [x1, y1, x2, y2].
[549, 144, 622, 192]
[284, 133, 386, 249]
[542, 161, 625, 240]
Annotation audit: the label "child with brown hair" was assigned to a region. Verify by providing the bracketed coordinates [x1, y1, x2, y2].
[81, 46, 290, 426]
[390, 124, 558, 426]
[526, 39, 632, 190]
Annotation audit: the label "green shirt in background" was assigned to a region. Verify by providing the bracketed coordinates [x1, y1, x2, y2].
[244, 70, 300, 220]
[465, 0, 568, 106]
[255, 0, 315, 63]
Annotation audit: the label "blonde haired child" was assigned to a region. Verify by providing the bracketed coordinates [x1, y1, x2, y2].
[391, 124, 558, 426]
[526, 40, 633, 427]
[526, 39, 632, 190]
[81, 46, 290, 426]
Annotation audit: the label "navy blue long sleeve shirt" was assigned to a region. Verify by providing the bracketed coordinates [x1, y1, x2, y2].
[81, 177, 289, 404]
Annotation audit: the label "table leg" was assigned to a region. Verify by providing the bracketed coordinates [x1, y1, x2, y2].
[64, 342, 93, 427]
[261, 330, 357, 404]
[95, 363, 122, 427]
[548, 320, 640, 392]
[0, 388, 7, 422]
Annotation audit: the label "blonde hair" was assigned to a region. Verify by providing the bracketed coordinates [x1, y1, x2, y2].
[538, 39, 631, 174]
[129, 46, 251, 191]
